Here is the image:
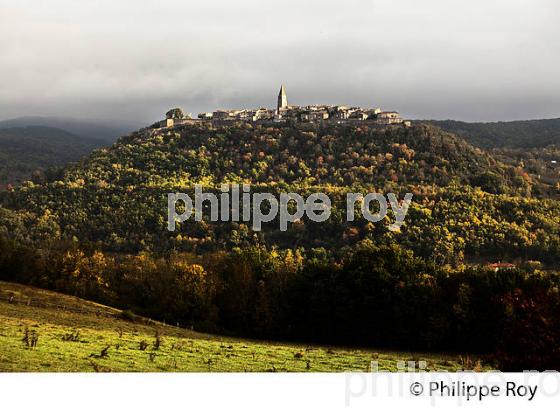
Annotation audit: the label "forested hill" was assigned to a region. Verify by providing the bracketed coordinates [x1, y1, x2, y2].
[0, 126, 106, 187]
[426, 118, 560, 148]
[3, 122, 560, 265]
[55, 122, 527, 193]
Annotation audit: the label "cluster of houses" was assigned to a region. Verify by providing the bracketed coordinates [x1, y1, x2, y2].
[161, 85, 410, 128]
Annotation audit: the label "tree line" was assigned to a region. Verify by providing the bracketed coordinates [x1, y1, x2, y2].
[1, 235, 558, 371]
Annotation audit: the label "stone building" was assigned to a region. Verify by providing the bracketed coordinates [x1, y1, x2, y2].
[376, 111, 403, 125]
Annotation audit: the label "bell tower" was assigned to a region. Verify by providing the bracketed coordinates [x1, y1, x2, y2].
[277, 84, 288, 112]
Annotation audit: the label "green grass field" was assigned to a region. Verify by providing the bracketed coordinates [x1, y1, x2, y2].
[0, 281, 489, 372]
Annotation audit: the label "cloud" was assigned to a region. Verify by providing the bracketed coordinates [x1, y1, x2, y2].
[0, 0, 559, 122]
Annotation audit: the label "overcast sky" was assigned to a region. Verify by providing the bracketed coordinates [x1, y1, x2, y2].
[1, 0, 559, 124]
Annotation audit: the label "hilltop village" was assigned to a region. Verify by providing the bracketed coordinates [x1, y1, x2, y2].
[158, 85, 410, 128]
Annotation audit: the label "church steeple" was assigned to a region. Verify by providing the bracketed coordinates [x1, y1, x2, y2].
[277, 84, 288, 112]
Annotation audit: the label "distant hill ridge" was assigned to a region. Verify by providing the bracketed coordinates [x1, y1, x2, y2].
[425, 118, 560, 148]
[0, 116, 145, 143]
[0, 125, 106, 187]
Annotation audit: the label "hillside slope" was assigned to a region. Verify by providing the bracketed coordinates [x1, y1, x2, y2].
[0, 281, 473, 372]
[0, 126, 105, 187]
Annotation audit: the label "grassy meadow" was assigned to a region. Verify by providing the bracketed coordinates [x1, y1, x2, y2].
[0, 281, 488, 372]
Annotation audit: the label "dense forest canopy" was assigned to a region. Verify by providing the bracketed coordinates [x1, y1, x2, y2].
[1, 122, 559, 264]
